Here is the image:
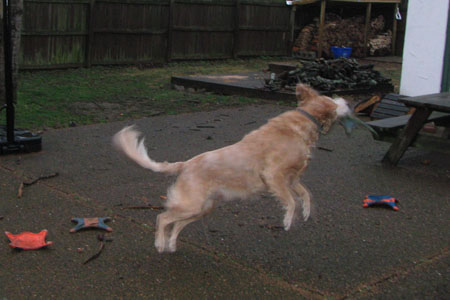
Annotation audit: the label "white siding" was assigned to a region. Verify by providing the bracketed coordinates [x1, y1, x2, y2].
[400, 0, 449, 96]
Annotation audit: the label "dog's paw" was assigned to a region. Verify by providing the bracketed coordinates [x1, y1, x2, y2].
[168, 240, 177, 253]
[283, 210, 295, 231]
[303, 210, 310, 221]
[302, 201, 310, 221]
[155, 239, 166, 253]
[283, 218, 292, 231]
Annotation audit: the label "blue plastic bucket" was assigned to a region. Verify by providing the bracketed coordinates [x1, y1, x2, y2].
[330, 46, 352, 58]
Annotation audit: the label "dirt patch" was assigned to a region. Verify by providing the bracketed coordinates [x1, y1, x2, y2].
[70, 99, 165, 122]
[68, 94, 257, 125]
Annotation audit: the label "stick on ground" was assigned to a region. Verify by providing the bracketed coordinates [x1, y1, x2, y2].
[17, 172, 59, 198]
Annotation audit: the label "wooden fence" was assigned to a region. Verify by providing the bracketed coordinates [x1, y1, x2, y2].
[20, 0, 293, 69]
[19, 0, 406, 70]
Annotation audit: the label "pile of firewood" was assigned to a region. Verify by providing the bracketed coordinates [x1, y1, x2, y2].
[265, 58, 392, 92]
[293, 13, 391, 57]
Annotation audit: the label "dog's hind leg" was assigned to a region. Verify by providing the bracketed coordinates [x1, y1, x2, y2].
[265, 173, 297, 231]
[290, 182, 311, 221]
[155, 211, 173, 253]
[167, 198, 215, 252]
[155, 209, 197, 253]
[155, 181, 214, 253]
[167, 217, 200, 252]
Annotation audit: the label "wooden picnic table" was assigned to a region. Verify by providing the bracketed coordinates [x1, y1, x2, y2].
[382, 92, 450, 165]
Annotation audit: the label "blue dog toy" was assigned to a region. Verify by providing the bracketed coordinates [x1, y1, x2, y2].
[363, 195, 399, 211]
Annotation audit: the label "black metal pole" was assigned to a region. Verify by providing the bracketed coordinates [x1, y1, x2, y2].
[4, 0, 15, 143]
[0, 0, 41, 155]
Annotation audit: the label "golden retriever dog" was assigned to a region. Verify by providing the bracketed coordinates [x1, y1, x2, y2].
[113, 84, 351, 253]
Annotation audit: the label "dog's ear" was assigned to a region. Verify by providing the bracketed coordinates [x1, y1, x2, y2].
[296, 84, 319, 103]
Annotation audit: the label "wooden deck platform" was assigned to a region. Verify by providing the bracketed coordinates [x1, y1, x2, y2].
[171, 71, 393, 102]
[171, 72, 296, 102]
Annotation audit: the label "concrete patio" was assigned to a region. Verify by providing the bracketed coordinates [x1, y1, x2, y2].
[0, 104, 448, 299]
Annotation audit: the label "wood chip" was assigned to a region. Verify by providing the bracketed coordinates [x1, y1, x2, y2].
[17, 183, 24, 198]
[354, 95, 380, 114]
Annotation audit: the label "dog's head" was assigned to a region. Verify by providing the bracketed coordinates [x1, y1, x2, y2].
[296, 84, 351, 133]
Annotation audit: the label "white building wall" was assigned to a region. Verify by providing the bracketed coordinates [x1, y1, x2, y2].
[400, 0, 449, 96]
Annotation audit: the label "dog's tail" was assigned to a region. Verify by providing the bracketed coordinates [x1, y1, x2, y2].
[113, 126, 183, 175]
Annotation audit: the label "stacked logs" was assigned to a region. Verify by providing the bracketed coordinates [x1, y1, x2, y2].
[293, 13, 391, 58]
[265, 58, 393, 92]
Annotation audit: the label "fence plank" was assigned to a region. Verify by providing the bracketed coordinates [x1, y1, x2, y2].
[89, 0, 169, 65]
[85, 0, 95, 67]
[237, 1, 291, 57]
[233, 0, 240, 59]
[166, 0, 174, 62]
[21, 0, 88, 68]
[171, 1, 235, 60]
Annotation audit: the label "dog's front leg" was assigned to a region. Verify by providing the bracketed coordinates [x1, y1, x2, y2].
[290, 182, 311, 221]
[265, 174, 297, 231]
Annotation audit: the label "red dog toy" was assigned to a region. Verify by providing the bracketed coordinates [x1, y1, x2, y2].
[5, 230, 53, 250]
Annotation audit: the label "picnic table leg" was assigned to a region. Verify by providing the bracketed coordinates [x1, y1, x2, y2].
[382, 107, 432, 165]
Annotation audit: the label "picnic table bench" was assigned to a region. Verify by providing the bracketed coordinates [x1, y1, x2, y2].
[366, 92, 450, 165]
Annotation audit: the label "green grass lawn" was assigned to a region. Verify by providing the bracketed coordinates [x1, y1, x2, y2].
[3, 57, 400, 131]
[13, 58, 282, 130]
